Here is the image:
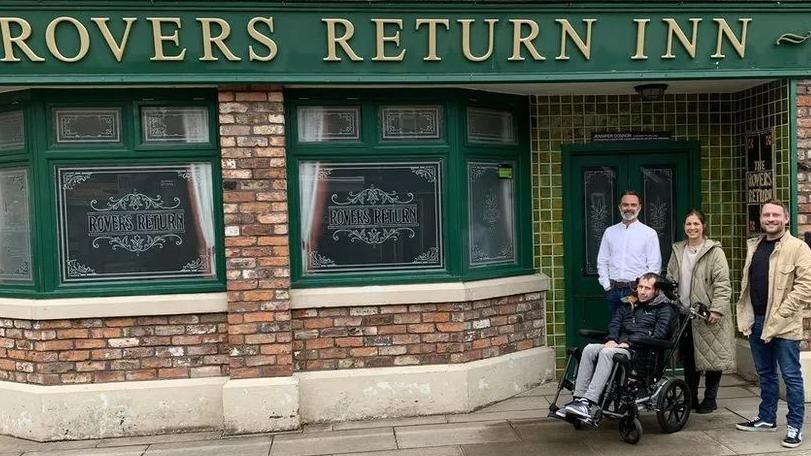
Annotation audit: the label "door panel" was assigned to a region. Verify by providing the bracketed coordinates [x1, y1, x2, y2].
[564, 146, 694, 347]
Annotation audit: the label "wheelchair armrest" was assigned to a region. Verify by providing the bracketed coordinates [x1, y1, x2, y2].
[628, 334, 673, 349]
[578, 329, 609, 340]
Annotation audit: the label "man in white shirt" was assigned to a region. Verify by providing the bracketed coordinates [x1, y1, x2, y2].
[597, 191, 662, 317]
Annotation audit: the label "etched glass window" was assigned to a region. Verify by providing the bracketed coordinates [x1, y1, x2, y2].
[0, 168, 31, 282]
[467, 108, 515, 144]
[380, 105, 442, 140]
[467, 162, 516, 266]
[56, 164, 216, 282]
[583, 167, 617, 275]
[142, 107, 209, 144]
[297, 106, 360, 142]
[299, 161, 443, 273]
[640, 166, 675, 269]
[0, 111, 24, 152]
[54, 108, 121, 144]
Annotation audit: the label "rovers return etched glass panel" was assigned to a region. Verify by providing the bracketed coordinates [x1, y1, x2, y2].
[0, 111, 24, 152]
[297, 106, 360, 143]
[467, 108, 515, 144]
[380, 105, 442, 141]
[56, 164, 216, 282]
[142, 107, 210, 144]
[0, 168, 32, 282]
[299, 161, 443, 274]
[467, 162, 516, 266]
[54, 108, 121, 144]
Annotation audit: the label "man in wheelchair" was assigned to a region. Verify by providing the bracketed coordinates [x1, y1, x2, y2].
[561, 272, 675, 420]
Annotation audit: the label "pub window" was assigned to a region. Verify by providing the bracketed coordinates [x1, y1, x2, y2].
[289, 91, 531, 287]
[0, 89, 224, 298]
[297, 106, 361, 143]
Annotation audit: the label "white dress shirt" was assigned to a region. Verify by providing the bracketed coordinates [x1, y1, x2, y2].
[597, 220, 662, 291]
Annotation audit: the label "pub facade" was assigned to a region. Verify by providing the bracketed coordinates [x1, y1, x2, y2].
[0, 0, 809, 441]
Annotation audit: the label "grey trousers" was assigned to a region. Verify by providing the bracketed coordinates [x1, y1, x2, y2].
[573, 343, 630, 403]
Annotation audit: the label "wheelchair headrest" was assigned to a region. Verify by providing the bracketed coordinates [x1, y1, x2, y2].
[656, 277, 679, 301]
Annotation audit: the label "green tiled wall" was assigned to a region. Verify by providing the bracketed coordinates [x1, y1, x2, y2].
[531, 81, 790, 371]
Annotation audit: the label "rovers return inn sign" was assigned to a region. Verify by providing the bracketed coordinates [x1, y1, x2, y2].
[5, 3, 811, 83]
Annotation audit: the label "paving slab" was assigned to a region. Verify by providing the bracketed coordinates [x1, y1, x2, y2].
[144, 437, 272, 455]
[447, 409, 547, 423]
[461, 440, 598, 456]
[333, 415, 447, 431]
[473, 396, 549, 414]
[302, 424, 335, 433]
[21, 446, 148, 456]
[96, 431, 222, 448]
[720, 375, 751, 387]
[583, 429, 735, 456]
[334, 446, 463, 456]
[394, 422, 518, 449]
[271, 428, 396, 456]
[679, 409, 749, 431]
[698, 386, 758, 399]
[0, 452, 23, 456]
[704, 427, 805, 454]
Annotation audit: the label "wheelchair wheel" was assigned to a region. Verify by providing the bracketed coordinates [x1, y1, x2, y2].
[656, 378, 691, 433]
[619, 416, 642, 444]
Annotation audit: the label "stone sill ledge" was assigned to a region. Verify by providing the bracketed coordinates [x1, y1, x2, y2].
[0, 293, 228, 320]
[290, 273, 549, 309]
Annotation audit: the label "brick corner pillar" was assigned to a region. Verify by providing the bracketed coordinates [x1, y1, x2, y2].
[218, 85, 293, 380]
[797, 81, 811, 235]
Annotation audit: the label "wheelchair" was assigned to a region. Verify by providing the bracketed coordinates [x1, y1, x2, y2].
[547, 283, 710, 444]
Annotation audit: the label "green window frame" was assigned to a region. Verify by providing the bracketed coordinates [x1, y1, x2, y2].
[288, 89, 533, 288]
[0, 89, 225, 298]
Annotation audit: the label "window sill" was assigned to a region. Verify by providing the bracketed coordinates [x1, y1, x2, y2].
[289, 273, 549, 309]
[0, 292, 227, 320]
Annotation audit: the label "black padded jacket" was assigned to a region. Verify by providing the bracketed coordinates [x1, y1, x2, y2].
[607, 293, 675, 346]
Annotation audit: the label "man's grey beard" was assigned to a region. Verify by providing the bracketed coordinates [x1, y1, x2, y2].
[621, 208, 640, 221]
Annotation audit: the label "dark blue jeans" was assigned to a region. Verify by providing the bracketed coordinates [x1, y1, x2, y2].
[750, 314, 805, 428]
[606, 287, 632, 318]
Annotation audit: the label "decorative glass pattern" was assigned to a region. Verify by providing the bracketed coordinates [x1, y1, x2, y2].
[299, 161, 443, 273]
[467, 108, 515, 144]
[380, 105, 442, 140]
[55, 108, 121, 143]
[297, 106, 360, 142]
[0, 111, 24, 152]
[56, 164, 217, 282]
[468, 161, 516, 265]
[0, 168, 31, 282]
[142, 107, 209, 144]
[640, 167, 675, 268]
[583, 167, 617, 276]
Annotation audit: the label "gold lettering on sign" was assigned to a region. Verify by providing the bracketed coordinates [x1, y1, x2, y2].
[712, 18, 751, 58]
[323, 18, 363, 61]
[372, 18, 405, 61]
[0, 18, 44, 62]
[458, 19, 498, 62]
[509, 19, 545, 61]
[147, 17, 187, 61]
[631, 19, 650, 60]
[45, 17, 90, 62]
[556, 19, 596, 60]
[662, 18, 702, 59]
[415, 18, 449, 61]
[197, 18, 241, 61]
[91, 17, 136, 62]
[247, 17, 278, 62]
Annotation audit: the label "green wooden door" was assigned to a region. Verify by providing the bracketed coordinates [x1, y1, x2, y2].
[563, 143, 699, 347]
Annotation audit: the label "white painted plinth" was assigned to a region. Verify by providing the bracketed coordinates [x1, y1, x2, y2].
[222, 377, 300, 434]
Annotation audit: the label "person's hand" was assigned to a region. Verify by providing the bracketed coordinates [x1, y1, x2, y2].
[617, 342, 630, 348]
[605, 340, 618, 348]
[708, 311, 721, 325]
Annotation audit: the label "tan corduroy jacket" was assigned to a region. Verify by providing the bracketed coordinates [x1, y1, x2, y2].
[736, 232, 811, 343]
[667, 239, 733, 371]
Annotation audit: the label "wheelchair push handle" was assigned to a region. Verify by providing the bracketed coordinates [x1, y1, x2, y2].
[690, 302, 711, 321]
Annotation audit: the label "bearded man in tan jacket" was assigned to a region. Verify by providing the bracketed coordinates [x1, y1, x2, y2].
[735, 200, 811, 449]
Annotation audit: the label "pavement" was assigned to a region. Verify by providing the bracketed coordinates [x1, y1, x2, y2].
[0, 374, 807, 456]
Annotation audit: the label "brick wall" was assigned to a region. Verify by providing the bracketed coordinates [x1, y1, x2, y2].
[291, 292, 544, 371]
[218, 86, 293, 379]
[798, 81, 811, 234]
[0, 314, 228, 385]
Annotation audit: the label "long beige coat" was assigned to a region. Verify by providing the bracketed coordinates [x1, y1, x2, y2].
[736, 232, 811, 343]
[667, 239, 734, 371]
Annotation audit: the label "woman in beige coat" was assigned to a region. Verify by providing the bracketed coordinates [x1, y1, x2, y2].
[666, 209, 733, 414]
